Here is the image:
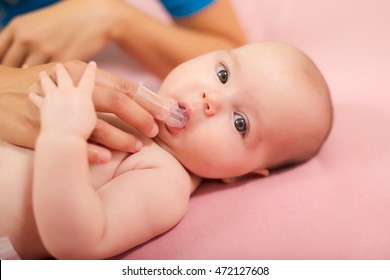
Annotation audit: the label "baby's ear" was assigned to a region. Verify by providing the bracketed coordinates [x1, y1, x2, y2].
[222, 169, 270, 184]
[221, 177, 238, 184]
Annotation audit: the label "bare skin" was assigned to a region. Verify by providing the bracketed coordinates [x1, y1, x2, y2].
[0, 127, 201, 259]
[0, 63, 200, 259]
[0, 0, 246, 78]
[0, 60, 158, 163]
[0, 43, 332, 259]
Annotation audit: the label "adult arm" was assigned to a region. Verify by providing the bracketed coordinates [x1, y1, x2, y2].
[0, 0, 246, 78]
[113, 0, 246, 77]
[0, 60, 158, 163]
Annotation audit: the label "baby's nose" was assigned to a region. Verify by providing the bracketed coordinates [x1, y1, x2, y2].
[202, 91, 223, 116]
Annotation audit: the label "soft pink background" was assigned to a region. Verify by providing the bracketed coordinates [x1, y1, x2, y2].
[94, 0, 390, 259]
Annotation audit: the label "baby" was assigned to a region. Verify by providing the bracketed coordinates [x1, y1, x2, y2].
[0, 42, 332, 259]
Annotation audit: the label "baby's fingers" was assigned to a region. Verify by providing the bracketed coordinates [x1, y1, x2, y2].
[28, 92, 44, 109]
[78, 61, 97, 98]
[55, 63, 75, 88]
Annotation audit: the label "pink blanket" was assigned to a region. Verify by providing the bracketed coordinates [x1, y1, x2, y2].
[95, 0, 390, 259]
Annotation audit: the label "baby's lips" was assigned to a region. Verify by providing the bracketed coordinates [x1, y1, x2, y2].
[166, 103, 191, 134]
[166, 124, 183, 134]
[159, 100, 188, 128]
[179, 101, 191, 120]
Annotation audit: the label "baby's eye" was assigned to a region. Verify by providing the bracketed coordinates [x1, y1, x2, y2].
[233, 113, 248, 136]
[217, 64, 228, 84]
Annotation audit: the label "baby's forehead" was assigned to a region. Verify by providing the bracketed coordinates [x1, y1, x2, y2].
[234, 44, 327, 129]
[229, 42, 331, 165]
[235, 42, 305, 57]
[233, 43, 313, 74]
[232, 46, 310, 93]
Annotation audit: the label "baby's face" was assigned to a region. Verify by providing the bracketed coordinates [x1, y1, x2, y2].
[156, 42, 331, 179]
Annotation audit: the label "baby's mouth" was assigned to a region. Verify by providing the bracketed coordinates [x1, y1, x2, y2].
[175, 101, 191, 123]
[162, 100, 188, 128]
[178, 102, 191, 118]
[165, 102, 190, 134]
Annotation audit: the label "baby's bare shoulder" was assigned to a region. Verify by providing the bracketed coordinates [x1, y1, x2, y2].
[116, 141, 189, 180]
[91, 143, 194, 257]
[108, 141, 193, 211]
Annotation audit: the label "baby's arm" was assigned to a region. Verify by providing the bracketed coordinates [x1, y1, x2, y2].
[31, 63, 192, 259]
[31, 63, 108, 258]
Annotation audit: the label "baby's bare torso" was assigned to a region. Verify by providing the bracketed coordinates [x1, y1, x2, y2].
[0, 137, 199, 259]
[1, 129, 200, 259]
[0, 138, 174, 259]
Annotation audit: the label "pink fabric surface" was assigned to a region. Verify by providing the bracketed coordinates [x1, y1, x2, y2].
[95, 0, 390, 259]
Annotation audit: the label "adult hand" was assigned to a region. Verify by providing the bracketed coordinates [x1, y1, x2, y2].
[0, 60, 158, 163]
[0, 0, 246, 78]
[0, 0, 123, 67]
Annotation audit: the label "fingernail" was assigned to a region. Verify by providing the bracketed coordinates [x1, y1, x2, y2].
[134, 140, 143, 152]
[96, 150, 111, 163]
[149, 124, 159, 137]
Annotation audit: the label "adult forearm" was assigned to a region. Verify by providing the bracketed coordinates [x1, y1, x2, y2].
[111, 2, 246, 78]
[116, 19, 237, 78]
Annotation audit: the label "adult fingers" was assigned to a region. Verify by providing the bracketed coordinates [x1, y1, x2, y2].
[78, 61, 97, 96]
[23, 51, 51, 67]
[93, 85, 158, 138]
[63, 60, 138, 98]
[90, 118, 143, 153]
[94, 66, 138, 98]
[55, 63, 74, 87]
[0, 27, 12, 61]
[87, 143, 112, 164]
[39, 71, 57, 93]
[1, 41, 27, 67]
[28, 92, 44, 109]
[61, 61, 158, 137]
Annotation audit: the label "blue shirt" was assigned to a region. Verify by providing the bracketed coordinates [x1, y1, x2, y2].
[0, 0, 58, 27]
[0, 0, 215, 27]
[160, 0, 214, 18]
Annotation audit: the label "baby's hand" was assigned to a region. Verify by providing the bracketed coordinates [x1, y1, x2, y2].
[29, 62, 97, 139]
